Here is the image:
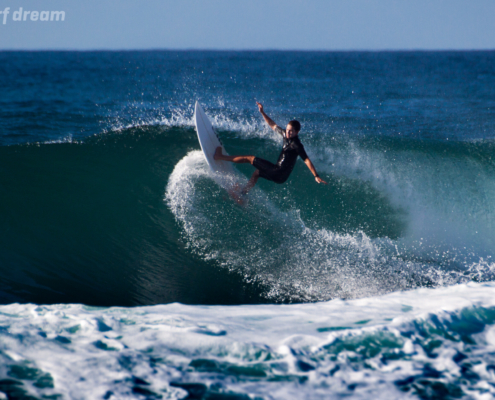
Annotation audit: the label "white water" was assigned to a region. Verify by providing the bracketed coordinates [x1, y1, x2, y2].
[1, 283, 495, 399]
[164, 151, 494, 302]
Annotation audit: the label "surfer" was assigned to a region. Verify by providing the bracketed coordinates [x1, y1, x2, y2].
[214, 102, 327, 196]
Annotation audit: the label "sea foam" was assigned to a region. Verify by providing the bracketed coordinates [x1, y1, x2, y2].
[1, 283, 495, 399]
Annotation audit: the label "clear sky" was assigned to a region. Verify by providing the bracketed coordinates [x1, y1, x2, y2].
[1, 0, 494, 50]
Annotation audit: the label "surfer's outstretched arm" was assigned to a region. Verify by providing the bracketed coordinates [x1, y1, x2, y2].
[304, 158, 327, 184]
[256, 102, 282, 134]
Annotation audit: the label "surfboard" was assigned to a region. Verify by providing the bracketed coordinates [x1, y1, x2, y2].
[194, 101, 246, 204]
[194, 101, 235, 176]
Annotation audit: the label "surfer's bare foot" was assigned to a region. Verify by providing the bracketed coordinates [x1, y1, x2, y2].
[213, 147, 224, 160]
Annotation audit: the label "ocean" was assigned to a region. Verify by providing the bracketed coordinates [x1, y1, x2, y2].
[1, 51, 495, 399]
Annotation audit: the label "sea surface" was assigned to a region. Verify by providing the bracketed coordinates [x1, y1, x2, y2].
[1, 51, 495, 399]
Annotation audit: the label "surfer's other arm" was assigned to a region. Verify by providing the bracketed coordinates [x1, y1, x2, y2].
[304, 158, 327, 184]
[256, 102, 281, 133]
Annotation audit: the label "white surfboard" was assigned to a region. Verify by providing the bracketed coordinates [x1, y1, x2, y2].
[194, 101, 235, 177]
[194, 102, 246, 204]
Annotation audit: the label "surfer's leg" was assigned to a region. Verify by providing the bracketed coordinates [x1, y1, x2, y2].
[214, 147, 255, 164]
[241, 170, 260, 195]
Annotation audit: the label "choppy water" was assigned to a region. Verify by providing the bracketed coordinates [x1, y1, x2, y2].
[2, 283, 495, 399]
[1, 51, 495, 399]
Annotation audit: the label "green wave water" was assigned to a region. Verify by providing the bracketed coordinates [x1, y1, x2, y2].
[1, 122, 495, 305]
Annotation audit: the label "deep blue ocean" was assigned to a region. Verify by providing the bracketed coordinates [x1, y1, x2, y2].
[1, 51, 495, 399]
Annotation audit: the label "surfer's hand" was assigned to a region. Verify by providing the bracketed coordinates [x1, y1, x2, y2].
[315, 176, 327, 184]
[256, 102, 264, 113]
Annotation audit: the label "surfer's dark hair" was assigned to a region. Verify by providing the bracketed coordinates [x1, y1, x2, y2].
[288, 120, 301, 132]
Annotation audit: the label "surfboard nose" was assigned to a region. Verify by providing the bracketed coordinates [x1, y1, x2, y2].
[194, 101, 202, 118]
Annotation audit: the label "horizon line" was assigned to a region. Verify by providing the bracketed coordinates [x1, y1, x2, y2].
[1, 48, 494, 52]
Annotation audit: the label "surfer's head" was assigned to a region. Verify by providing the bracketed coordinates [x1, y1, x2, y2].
[286, 120, 301, 138]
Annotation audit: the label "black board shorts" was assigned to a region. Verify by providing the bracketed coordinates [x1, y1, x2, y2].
[253, 157, 289, 184]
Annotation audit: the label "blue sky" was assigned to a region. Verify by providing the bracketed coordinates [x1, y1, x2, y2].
[1, 0, 494, 50]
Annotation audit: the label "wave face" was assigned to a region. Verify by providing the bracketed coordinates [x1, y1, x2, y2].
[1, 124, 495, 305]
[0, 128, 266, 306]
[1, 51, 495, 306]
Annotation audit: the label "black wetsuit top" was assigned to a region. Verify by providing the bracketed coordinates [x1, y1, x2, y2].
[253, 126, 309, 184]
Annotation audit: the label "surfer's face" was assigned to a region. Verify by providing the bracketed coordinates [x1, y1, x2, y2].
[285, 124, 299, 139]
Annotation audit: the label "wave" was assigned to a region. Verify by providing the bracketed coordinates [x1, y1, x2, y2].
[1, 282, 495, 399]
[1, 123, 495, 305]
[0, 127, 266, 306]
